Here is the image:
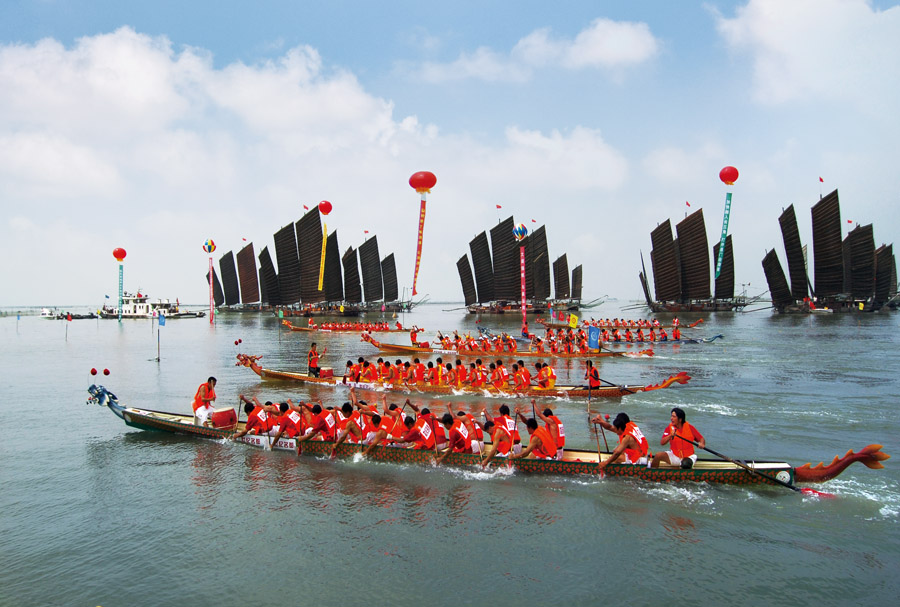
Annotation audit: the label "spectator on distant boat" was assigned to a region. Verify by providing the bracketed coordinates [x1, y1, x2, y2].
[592, 412, 650, 470]
[191, 377, 217, 426]
[651, 408, 705, 469]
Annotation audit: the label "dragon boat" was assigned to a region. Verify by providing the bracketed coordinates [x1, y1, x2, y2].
[236, 353, 689, 399]
[360, 333, 654, 359]
[282, 320, 407, 333]
[87, 384, 890, 489]
[538, 318, 705, 331]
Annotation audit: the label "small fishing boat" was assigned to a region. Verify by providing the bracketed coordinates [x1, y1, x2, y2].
[87, 384, 890, 489]
[360, 332, 655, 359]
[235, 353, 690, 400]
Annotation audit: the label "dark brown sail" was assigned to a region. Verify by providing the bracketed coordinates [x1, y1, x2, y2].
[218, 251, 240, 306]
[811, 190, 843, 298]
[324, 231, 343, 302]
[762, 249, 793, 309]
[675, 209, 710, 300]
[236, 243, 260, 304]
[381, 253, 398, 302]
[470, 231, 494, 303]
[490, 216, 518, 300]
[713, 235, 734, 300]
[650, 220, 680, 302]
[778, 204, 808, 301]
[530, 225, 550, 300]
[874, 244, 895, 307]
[571, 265, 583, 300]
[206, 269, 225, 307]
[342, 247, 362, 303]
[359, 236, 383, 302]
[843, 224, 875, 300]
[273, 223, 302, 305]
[296, 209, 325, 304]
[553, 254, 570, 299]
[258, 268, 268, 304]
[258, 246, 281, 306]
[456, 255, 477, 306]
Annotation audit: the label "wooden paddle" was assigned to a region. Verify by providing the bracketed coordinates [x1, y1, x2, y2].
[675, 433, 835, 498]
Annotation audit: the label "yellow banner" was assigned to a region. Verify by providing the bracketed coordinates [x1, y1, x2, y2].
[318, 224, 327, 291]
[568, 313, 578, 328]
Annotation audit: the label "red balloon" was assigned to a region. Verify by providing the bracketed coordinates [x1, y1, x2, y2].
[103, 369, 110, 376]
[719, 166, 739, 185]
[318, 200, 332, 215]
[234, 340, 239, 346]
[409, 171, 437, 192]
[90, 368, 98, 375]
[238, 339, 242, 344]
[112, 247, 127, 262]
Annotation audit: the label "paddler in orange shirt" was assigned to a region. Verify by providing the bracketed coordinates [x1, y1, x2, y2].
[592, 412, 651, 470]
[651, 407, 705, 469]
[507, 413, 557, 461]
[191, 376, 217, 426]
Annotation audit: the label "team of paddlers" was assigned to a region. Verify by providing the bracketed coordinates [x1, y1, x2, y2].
[339, 353, 571, 392]
[301, 320, 404, 332]
[228, 385, 705, 471]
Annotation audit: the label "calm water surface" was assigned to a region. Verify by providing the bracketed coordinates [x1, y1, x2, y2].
[1, 303, 898, 606]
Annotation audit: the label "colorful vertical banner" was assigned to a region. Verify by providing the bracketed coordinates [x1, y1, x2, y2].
[318, 223, 327, 291]
[715, 166, 739, 280]
[520, 245, 526, 325]
[412, 198, 426, 295]
[588, 326, 600, 349]
[202, 239, 216, 325]
[715, 192, 732, 279]
[408, 171, 436, 297]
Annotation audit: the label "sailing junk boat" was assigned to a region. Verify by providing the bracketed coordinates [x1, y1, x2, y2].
[205, 207, 410, 315]
[457, 217, 589, 314]
[639, 209, 748, 312]
[761, 190, 897, 313]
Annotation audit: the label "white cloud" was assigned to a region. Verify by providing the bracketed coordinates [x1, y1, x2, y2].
[0, 27, 637, 305]
[716, 0, 900, 114]
[415, 18, 658, 84]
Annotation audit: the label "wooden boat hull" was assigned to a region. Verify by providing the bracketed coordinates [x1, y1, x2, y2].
[235, 354, 690, 399]
[88, 384, 889, 487]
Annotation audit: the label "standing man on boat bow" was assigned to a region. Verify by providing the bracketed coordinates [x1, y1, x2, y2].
[307, 342, 325, 378]
[192, 377, 217, 426]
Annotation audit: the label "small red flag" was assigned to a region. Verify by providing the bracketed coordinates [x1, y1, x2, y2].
[496, 204, 502, 209]
[531, 219, 536, 223]
[303, 205, 309, 210]
[242, 238, 247, 242]
[66, 313, 72, 321]
[364, 230, 369, 234]
[686, 201, 691, 207]
[847, 219, 852, 224]
[819, 177, 824, 183]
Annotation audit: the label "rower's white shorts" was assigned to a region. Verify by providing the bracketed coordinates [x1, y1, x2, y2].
[194, 404, 215, 425]
[665, 451, 697, 466]
[556, 448, 564, 461]
[512, 443, 523, 455]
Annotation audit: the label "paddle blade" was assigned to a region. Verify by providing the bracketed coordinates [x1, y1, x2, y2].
[800, 487, 836, 499]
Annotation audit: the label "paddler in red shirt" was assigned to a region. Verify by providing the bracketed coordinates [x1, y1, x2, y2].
[232, 396, 280, 440]
[295, 403, 336, 450]
[268, 400, 308, 446]
[332, 402, 365, 449]
[592, 412, 650, 470]
[651, 407, 705, 469]
[435, 413, 475, 463]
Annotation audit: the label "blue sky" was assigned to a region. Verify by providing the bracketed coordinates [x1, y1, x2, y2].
[2, 0, 899, 306]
